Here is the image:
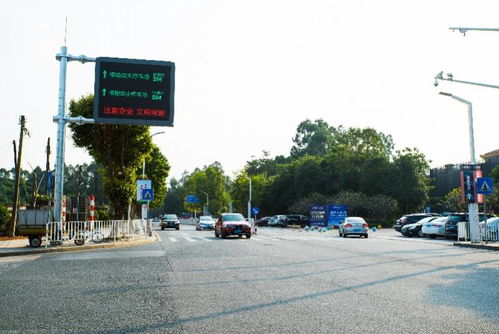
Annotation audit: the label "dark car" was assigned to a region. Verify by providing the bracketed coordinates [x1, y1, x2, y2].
[161, 214, 180, 230]
[394, 213, 439, 232]
[283, 214, 309, 227]
[256, 217, 272, 227]
[401, 216, 440, 237]
[444, 213, 495, 239]
[215, 213, 251, 239]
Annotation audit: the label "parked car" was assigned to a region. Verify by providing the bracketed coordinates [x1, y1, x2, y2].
[339, 217, 369, 238]
[215, 213, 252, 239]
[401, 216, 440, 237]
[196, 216, 216, 230]
[283, 214, 309, 227]
[161, 214, 180, 230]
[256, 216, 272, 227]
[421, 217, 448, 238]
[394, 213, 440, 232]
[268, 215, 287, 227]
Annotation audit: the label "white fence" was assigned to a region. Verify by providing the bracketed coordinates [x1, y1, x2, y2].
[458, 221, 499, 243]
[45, 219, 152, 248]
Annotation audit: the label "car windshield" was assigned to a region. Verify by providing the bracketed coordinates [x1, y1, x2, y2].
[164, 214, 177, 219]
[431, 217, 447, 223]
[222, 214, 245, 222]
[200, 217, 214, 222]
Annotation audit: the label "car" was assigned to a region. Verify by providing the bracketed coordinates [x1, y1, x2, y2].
[268, 215, 287, 227]
[394, 213, 440, 232]
[283, 214, 310, 227]
[215, 213, 251, 239]
[443, 213, 495, 239]
[421, 216, 448, 238]
[339, 217, 369, 238]
[401, 216, 440, 237]
[161, 214, 180, 230]
[196, 216, 216, 230]
[256, 217, 272, 227]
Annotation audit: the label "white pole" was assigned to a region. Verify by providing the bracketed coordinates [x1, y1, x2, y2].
[54, 46, 68, 223]
[247, 177, 252, 219]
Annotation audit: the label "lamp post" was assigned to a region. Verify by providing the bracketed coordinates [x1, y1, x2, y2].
[142, 131, 165, 179]
[438, 92, 476, 164]
[438, 91, 480, 242]
[203, 192, 209, 215]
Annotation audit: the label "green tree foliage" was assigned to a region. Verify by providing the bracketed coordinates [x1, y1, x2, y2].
[290, 119, 337, 158]
[230, 172, 270, 215]
[487, 165, 499, 213]
[0, 168, 15, 205]
[182, 162, 230, 216]
[68, 94, 168, 218]
[139, 145, 170, 208]
[155, 177, 185, 216]
[388, 148, 431, 213]
[441, 187, 466, 212]
[0, 203, 10, 233]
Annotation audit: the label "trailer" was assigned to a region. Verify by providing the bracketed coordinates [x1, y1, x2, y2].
[16, 210, 51, 247]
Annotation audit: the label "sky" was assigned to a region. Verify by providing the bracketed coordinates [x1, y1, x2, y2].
[1, 0, 499, 181]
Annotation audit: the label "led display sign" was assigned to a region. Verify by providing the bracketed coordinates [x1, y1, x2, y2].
[93, 57, 175, 126]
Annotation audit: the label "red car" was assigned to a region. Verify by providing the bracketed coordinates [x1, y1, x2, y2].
[215, 213, 252, 239]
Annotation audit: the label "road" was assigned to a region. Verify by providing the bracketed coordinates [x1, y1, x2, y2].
[0, 225, 498, 333]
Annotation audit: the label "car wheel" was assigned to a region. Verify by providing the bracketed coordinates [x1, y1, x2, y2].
[246, 233, 251, 239]
[238, 235, 242, 238]
[343, 233, 347, 238]
[176, 226, 180, 230]
[221, 233, 227, 239]
[364, 234, 368, 238]
[214, 230, 219, 238]
[417, 229, 424, 238]
[161, 226, 164, 231]
[29, 236, 42, 248]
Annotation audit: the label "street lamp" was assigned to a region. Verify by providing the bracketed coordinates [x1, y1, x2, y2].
[142, 131, 165, 178]
[438, 91, 480, 242]
[434, 71, 499, 90]
[438, 92, 476, 164]
[203, 192, 209, 215]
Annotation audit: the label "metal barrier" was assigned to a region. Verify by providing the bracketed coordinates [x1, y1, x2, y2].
[458, 221, 499, 243]
[457, 222, 470, 241]
[45, 219, 152, 248]
[480, 221, 499, 242]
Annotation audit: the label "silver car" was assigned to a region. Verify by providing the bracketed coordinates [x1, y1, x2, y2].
[339, 217, 369, 238]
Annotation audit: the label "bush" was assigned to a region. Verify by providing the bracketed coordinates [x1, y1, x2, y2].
[0, 204, 11, 233]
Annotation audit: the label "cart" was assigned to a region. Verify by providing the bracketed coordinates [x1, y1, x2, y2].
[16, 210, 51, 247]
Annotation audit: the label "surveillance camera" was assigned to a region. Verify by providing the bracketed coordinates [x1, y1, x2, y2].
[434, 79, 439, 87]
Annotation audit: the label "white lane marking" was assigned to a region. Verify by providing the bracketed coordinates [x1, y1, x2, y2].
[168, 237, 178, 242]
[185, 237, 197, 242]
[197, 237, 213, 242]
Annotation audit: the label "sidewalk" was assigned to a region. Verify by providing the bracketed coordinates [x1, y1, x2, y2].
[453, 241, 499, 251]
[0, 233, 160, 257]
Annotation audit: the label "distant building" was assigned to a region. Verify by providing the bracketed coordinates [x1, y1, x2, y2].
[430, 148, 499, 197]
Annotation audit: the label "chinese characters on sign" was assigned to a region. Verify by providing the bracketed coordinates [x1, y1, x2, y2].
[94, 57, 175, 126]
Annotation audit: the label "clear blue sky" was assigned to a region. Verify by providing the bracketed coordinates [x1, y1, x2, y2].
[1, 0, 498, 179]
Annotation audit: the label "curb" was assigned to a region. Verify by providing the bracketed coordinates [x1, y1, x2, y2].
[0, 231, 160, 258]
[453, 242, 499, 251]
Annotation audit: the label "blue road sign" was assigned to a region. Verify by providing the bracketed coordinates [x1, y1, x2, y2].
[142, 188, 154, 201]
[463, 170, 475, 202]
[251, 207, 260, 215]
[46, 171, 53, 192]
[186, 194, 200, 203]
[477, 177, 494, 195]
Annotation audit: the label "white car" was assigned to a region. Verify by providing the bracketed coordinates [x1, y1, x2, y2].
[421, 217, 448, 238]
[196, 216, 216, 230]
[339, 217, 369, 238]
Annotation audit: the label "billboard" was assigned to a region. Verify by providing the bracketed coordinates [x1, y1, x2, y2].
[94, 57, 175, 126]
[309, 204, 347, 228]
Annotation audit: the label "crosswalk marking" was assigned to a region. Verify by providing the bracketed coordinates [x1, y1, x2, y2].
[168, 237, 178, 242]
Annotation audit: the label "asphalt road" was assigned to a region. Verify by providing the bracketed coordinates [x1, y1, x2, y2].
[0, 225, 498, 334]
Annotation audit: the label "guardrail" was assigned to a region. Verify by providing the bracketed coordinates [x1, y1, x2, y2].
[45, 219, 152, 248]
[458, 221, 499, 243]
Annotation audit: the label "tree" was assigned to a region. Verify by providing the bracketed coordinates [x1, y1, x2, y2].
[0, 203, 10, 233]
[182, 163, 230, 216]
[68, 94, 157, 218]
[290, 119, 337, 158]
[230, 172, 271, 215]
[388, 148, 431, 213]
[138, 145, 170, 209]
[441, 187, 466, 212]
